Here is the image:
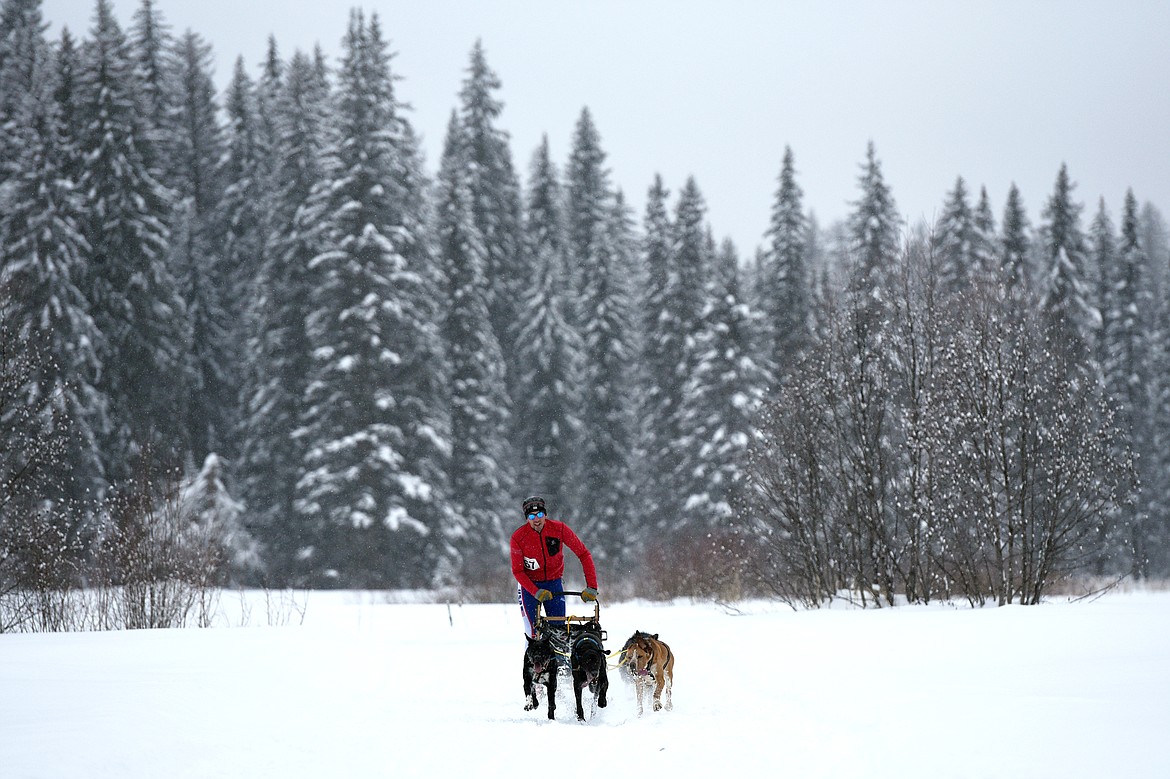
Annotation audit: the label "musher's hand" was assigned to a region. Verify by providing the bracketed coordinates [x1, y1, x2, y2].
[581, 587, 598, 602]
[535, 589, 553, 602]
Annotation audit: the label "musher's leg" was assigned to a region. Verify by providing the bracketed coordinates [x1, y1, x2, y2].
[519, 584, 539, 638]
[518, 578, 566, 638]
[542, 578, 566, 621]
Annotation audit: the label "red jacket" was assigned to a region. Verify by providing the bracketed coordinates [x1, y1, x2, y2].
[510, 518, 598, 595]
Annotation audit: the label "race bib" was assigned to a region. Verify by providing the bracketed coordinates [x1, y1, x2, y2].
[524, 556, 540, 571]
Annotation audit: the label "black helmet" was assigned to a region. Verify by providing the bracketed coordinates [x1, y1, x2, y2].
[522, 495, 546, 516]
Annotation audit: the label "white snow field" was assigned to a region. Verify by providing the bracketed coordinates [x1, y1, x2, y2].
[2, 590, 1168, 778]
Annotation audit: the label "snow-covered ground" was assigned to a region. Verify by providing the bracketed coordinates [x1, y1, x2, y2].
[2, 589, 1168, 778]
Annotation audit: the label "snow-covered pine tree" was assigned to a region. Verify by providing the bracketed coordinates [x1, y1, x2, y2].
[636, 176, 674, 525]
[1039, 164, 1098, 374]
[47, 28, 82, 178]
[294, 12, 452, 587]
[760, 146, 811, 384]
[179, 453, 260, 584]
[77, 0, 185, 483]
[128, 0, 178, 189]
[216, 57, 273, 418]
[1000, 183, 1032, 295]
[562, 108, 638, 559]
[0, 22, 106, 507]
[972, 186, 999, 288]
[670, 181, 716, 347]
[255, 34, 284, 196]
[935, 175, 975, 297]
[236, 49, 331, 585]
[565, 107, 610, 305]
[575, 195, 638, 564]
[1090, 198, 1119, 391]
[457, 40, 524, 408]
[169, 30, 223, 228]
[678, 238, 768, 531]
[168, 30, 234, 465]
[848, 141, 902, 332]
[1138, 204, 1169, 301]
[1137, 201, 1170, 568]
[1111, 191, 1160, 576]
[513, 135, 586, 519]
[391, 108, 454, 587]
[647, 177, 714, 532]
[0, 0, 43, 171]
[436, 111, 513, 581]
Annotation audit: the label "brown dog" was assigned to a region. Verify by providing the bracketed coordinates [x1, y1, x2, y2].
[623, 630, 674, 714]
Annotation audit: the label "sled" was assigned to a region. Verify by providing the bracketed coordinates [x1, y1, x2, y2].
[535, 590, 607, 671]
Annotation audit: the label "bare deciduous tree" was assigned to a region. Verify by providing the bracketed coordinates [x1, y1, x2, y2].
[738, 236, 1136, 607]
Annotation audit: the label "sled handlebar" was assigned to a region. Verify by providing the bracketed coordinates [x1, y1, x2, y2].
[538, 592, 601, 623]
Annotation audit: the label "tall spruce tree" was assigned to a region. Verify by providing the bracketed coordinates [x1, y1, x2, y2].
[0, 21, 106, 506]
[436, 111, 513, 579]
[169, 30, 222, 222]
[651, 177, 714, 529]
[1143, 202, 1170, 573]
[1000, 183, 1031, 295]
[1112, 191, 1161, 576]
[637, 175, 675, 525]
[1090, 198, 1118, 386]
[513, 136, 585, 517]
[1112, 193, 1149, 404]
[1138, 204, 1170, 301]
[1, 0, 44, 187]
[51, 27, 83, 183]
[77, 0, 185, 482]
[0, 0, 43, 170]
[128, 0, 176, 187]
[848, 141, 902, 329]
[457, 40, 524, 404]
[563, 107, 640, 558]
[255, 34, 284, 196]
[1039, 164, 1097, 372]
[678, 238, 767, 530]
[392, 110, 454, 585]
[216, 57, 272, 385]
[972, 186, 999, 285]
[575, 195, 638, 563]
[760, 146, 811, 383]
[565, 107, 610, 303]
[936, 176, 975, 297]
[169, 29, 233, 464]
[236, 49, 330, 584]
[293, 12, 450, 587]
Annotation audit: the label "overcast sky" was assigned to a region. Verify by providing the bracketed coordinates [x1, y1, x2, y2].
[40, 0, 1170, 258]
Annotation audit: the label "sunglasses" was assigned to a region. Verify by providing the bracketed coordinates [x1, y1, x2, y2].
[526, 511, 546, 520]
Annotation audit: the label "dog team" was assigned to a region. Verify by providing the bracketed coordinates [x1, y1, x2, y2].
[512, 495, 674, 721]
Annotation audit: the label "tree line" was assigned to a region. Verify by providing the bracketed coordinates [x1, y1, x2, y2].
[2, 0, 1168, 609]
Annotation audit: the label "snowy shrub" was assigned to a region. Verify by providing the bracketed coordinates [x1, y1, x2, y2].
[81, 449, 269, 629]
[0, 317, 89, 631]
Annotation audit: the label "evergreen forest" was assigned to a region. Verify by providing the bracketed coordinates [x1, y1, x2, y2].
[2, 0, 1168, 619]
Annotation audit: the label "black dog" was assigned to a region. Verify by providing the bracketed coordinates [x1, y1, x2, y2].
[569, 622, 609, 721]
[523, 633, 558, 719]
